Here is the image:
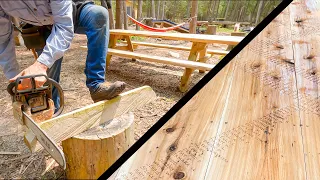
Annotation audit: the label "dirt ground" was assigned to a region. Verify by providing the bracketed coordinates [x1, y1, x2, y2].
[0, 29, 228, 179]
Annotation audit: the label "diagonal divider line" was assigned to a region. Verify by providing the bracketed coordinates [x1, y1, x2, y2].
[99, 1, 294, 179]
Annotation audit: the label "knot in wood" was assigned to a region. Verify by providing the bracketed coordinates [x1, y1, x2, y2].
[274, 44, 284, 49]
[166, 127, 175, 133]
[304, 55, 315, 60]
[173, 171, 185, 179]
[251, 62, 261, 69]
[169, 144, 177, 151]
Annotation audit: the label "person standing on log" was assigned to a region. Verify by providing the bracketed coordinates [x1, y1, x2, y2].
[0, 0, 126, 112]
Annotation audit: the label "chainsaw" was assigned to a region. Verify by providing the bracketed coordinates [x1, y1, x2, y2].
[7, 74, 66, 169]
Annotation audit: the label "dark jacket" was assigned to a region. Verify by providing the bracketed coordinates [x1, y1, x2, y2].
[72, 0, 93, 30]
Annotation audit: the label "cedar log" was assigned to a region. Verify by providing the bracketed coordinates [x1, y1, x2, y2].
[62, 112, 134, 179]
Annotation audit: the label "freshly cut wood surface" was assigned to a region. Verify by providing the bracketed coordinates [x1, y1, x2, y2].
[27, 86, 156, 151]
[109, 1, 319, 179]
[107, 48, 215, 71]
[62, 112, 135, 179]
[290, 1, 320, 178]
[110, 29, 243, 45]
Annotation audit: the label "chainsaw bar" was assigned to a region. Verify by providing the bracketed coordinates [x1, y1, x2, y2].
[22, 111, 66, 169]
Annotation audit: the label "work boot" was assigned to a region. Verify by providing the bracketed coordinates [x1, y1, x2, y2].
[90, 81, 126, 103]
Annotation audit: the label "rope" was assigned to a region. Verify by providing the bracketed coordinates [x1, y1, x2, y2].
[127, 15, 188, 32]
[186, 15, 197, 23]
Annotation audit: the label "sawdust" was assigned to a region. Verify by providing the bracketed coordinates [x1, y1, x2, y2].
[0, 31, 227, 179]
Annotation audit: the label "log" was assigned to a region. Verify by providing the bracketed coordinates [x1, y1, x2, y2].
[205, 25, 217, 35]
[62, 112, 134, 179]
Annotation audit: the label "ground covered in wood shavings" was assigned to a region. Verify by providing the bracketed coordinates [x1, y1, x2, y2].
[0, 31, 227, 179]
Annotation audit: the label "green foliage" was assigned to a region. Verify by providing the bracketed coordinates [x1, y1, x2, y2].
[107, 0, 281, 25]
[130, 36, 146, 41]
[217, 27, 236, 33]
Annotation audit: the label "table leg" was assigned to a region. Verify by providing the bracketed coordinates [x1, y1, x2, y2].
[125, 36, 136, 61]
[179, 42, 207, 92]
[198, 45, 210, 73]
[107, 34, 118, 68]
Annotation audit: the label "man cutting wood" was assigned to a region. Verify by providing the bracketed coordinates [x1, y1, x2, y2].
[0, 0, 126, 113]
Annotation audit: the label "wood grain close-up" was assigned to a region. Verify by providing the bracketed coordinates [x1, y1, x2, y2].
[109, 0, 320, 179]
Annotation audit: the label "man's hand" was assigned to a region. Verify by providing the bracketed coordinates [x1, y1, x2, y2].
[9, 61, 48, 90]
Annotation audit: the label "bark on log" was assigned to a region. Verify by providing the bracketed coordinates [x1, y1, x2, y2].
[206, 25, 217, 35]
[62, 112, 135, 179]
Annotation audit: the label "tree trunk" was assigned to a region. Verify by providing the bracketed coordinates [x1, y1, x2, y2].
[62, 113, 135, 179]
[132, 0, 136, 18]
[211, 0, 217, 20]
[206, 0, 214, 22]
[260, 1, 271, 20]
[151, 0, 155, 18]
[230, 1, 240, 22]
[223, 0, 231, 20]
[189, 0, 198, 34]
[101, 0, 115, 29]
[161, 1, 165, 20]
[123, 0, 128, 30]
[116, 0, 123, 29]
[251, 1, 259, 23]
[237, 6, 244, 22]
[241, 0, 250, 22]
[136, 0, 142, 30]
[186, 0, 191, 18]
[156, 0, 160, 19]
[214, 0, 220, 19]
[255, 0, 264, 25]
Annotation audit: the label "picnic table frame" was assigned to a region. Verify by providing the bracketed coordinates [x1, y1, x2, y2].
[107, 30, 243, 92]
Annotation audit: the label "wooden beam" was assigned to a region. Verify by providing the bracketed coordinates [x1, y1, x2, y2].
[25, 86, 156, 152]
[130, 41, 229, 55]
[106, 48, 214, 71]
[110, 29, 243, 45]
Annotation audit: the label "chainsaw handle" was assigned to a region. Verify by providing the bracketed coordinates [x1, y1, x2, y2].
[7, 75, 64, 118]
[7, 74, 49, 94]
[47, 78, 64, 118]
[7, 82, 16, 96]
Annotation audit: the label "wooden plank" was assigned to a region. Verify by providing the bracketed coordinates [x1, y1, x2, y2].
[290, 0, 320, 178]
[204, 14, 305, 178]
[112, 61, 237, 180]
[0, 152, 21, 155]
[80, 47, 215, 71]
[26, 86, 156, 151]
[196, 21, 251, 25]
[110, 29, 243, 45]
[109, 1, 317, 179]
[130, 41, 229, 55]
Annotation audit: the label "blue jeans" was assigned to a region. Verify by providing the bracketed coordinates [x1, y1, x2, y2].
[37, 3, 109, 112]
